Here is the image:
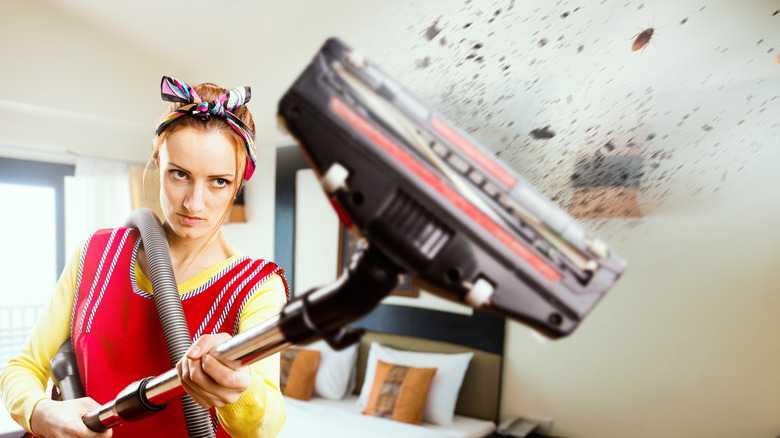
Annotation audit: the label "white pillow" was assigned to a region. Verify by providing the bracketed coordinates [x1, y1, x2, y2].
[295, 339, 358, 400]
[357, 342, 473, 425]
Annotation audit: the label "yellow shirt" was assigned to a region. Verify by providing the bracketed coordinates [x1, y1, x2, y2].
[0, 242, 287, 437]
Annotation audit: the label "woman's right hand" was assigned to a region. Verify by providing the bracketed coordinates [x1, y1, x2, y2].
[31, 398, 112, 437]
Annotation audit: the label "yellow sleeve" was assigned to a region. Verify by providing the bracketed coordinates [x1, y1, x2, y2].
[216, 273, 288, 438]
[0, 243, 83, 433]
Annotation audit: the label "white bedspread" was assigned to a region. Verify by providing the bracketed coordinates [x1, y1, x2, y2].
[278, 396, 495, 438]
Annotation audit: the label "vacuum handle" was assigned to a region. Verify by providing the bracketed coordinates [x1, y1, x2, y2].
[82, 410, 108, 433]
[50, 339, 86, 401]
[82, 376, 167, 432]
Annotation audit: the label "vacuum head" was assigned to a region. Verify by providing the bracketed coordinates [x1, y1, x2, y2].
[278, 38, 626, 338]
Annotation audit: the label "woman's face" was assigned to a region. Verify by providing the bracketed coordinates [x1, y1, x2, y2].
[157, 127, 238, 241]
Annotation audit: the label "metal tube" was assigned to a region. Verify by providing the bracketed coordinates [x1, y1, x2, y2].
[210, 315, 290, 368]
[143, 369, 184, 406]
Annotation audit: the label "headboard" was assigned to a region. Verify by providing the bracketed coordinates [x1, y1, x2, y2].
[354, 331, 501, 422]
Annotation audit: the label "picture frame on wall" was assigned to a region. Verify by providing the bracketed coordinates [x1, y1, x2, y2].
[337, 224, 419, 298]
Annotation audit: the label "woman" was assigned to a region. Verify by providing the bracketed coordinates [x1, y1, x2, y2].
[0, 77, 288, 437]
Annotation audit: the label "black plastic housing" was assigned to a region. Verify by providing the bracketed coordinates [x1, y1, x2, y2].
[278, 38, 625, 338]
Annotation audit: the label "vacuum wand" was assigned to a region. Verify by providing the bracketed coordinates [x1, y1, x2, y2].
[82, 246, 400, 432]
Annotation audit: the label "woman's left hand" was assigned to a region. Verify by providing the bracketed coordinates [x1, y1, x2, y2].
[177, 333, 251, 409]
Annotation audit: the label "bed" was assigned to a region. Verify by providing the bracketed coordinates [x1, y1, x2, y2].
[277, 331, 501, 438]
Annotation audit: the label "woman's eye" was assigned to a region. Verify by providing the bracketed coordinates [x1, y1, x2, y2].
[170, 170, 187, 180]
[213, 178, 230, 188]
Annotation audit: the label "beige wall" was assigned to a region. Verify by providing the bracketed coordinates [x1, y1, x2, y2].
[502, 142, 780, 437]
[0, 0, 180, 164]
[493, 75, 780, 436]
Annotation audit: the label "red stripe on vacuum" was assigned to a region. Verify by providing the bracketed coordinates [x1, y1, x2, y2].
[430, 118, 517, 189]
[330, 97, 560, 282]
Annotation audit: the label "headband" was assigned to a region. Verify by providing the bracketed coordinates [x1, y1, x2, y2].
[155, 76, 257, 186]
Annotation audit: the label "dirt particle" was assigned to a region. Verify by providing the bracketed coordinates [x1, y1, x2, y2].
[426, 22, 442, 41]
[702, 124, 714, 131]
[530, 125, 556, 139]
[416, 57, 431, 69]
[538, 38, 549, 47]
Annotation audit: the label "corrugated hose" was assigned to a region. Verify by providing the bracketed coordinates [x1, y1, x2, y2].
[125, 208, 214, 438]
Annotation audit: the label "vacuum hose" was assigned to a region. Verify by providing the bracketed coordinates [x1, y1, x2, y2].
[124, 208, 214, 438]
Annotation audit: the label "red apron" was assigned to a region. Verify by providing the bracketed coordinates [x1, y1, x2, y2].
[70, 227, 287, 437]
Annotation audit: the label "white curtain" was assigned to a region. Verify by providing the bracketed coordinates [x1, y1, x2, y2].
[65, 157, 132, 257]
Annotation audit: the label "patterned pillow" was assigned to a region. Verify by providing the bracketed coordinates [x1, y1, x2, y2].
[362, 360, 437, 425]
[357, 342, 473, 425]
[280, 348, 321, 401]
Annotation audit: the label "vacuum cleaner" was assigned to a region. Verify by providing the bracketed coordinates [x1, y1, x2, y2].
[79, 37, 626, 433]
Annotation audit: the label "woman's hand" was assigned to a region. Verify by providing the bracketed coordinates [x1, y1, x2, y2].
[31, 397, 112, 437]
[177, 333, 251, 409]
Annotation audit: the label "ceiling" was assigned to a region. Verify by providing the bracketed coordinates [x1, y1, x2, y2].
[33, 0, 780, 226]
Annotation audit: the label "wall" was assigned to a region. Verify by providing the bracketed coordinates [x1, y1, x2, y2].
[219, 143, 280, 261]
[0, 0, 181, 164]
[502, 139, 780, 437]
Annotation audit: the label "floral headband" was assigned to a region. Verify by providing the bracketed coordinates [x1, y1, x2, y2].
[155, 76, 257, 186]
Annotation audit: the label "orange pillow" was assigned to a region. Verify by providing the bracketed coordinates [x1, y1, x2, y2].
[362, 360, 437, 425]
[280, 348, 321, 401]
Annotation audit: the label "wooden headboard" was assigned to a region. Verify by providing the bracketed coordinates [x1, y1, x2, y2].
[354, 331, 501, 422]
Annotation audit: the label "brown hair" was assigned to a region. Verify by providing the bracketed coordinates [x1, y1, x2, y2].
[142, 81, 255, 229]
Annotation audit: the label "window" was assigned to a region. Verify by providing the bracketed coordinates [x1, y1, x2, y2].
[0, 157, 73, 367]
[0, 183, 57, 305]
